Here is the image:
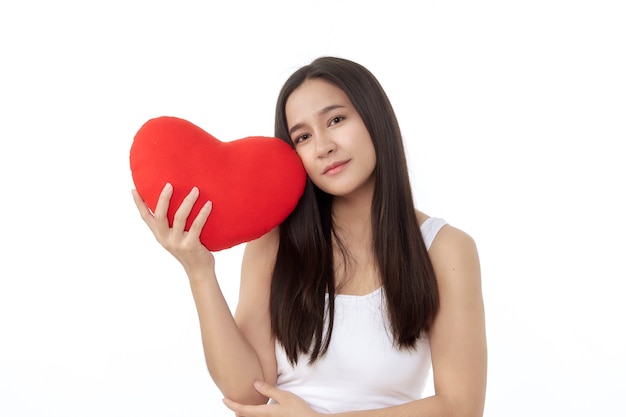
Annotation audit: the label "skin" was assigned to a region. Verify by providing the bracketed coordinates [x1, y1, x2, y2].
[133, 78, 487, 417]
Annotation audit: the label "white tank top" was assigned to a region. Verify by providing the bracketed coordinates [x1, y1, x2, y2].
[274, 217, 448, 413]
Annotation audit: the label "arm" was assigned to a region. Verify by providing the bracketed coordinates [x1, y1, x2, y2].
[132, 184, 276, 405]
[188, 234, 277, 405]
[224, 224, 487, 417]
[231, 226, 279, 400]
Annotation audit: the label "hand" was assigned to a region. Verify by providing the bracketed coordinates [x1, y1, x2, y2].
[132, 183, 215, 272]
[223, 381, 320, 417]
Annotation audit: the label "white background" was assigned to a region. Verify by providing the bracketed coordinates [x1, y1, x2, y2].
[1, 1, 624, 416]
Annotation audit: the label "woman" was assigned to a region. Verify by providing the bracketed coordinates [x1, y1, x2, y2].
[132, 56, 487, 416]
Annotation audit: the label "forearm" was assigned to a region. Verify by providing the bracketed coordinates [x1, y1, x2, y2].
[188, 270, 268, 405]
[333, 394, 483, 417]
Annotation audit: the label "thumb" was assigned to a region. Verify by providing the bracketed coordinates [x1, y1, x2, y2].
[253, 380, 284, 402]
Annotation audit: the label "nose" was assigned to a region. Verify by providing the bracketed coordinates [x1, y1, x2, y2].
[315, 130, 336, 158]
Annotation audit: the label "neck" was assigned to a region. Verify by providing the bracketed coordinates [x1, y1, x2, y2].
[331, 183, 374, 244]
[331, 183, 379, 295]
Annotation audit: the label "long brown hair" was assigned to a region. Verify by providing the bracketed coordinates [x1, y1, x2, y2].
[270, 57, 439, 365]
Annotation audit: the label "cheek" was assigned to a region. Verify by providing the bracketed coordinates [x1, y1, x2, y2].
[368, 148, 377, 169]
[361, 140, 377, 171]
[295, 150, 316, 175]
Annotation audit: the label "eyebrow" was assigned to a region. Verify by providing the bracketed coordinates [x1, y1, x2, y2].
[288, 104, 347, 136]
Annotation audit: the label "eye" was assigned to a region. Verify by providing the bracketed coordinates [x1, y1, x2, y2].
[293, 133, 311, 144]
[329, 116, 344, 126]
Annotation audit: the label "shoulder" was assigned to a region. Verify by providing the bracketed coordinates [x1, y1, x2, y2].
[427, 220, 483, 325]
[415, 210, 478, 268]
[242, 226, 279, 270]
[429, 222, 479, 275]
[414, 210, 481, 289]
[240, 227, 279, 296]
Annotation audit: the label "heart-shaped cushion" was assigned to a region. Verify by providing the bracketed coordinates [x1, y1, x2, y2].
[130, 116, 306, 251]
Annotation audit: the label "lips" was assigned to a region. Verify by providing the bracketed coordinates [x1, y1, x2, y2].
[323, 160, 350, 175]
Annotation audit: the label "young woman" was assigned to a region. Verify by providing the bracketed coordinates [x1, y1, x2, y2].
[132, 56, 487, 416]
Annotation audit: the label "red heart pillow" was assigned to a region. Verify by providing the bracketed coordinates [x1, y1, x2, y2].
[130, 116, 306, 251]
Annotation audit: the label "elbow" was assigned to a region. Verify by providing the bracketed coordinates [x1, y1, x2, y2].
[224, 391, 268, 407]
[455, 407, 485, 417]
[437, 394, 485, 417]
[453, 403, 485, 417]
[209, 371, 268, 406]
[219, 384, 268, 406]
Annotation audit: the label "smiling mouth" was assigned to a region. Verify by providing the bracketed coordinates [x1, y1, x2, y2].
[323, 160, 349, 175]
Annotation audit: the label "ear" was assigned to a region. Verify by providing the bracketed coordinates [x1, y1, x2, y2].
[130, 116, 306, 251]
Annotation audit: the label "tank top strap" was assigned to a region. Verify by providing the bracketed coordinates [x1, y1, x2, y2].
[420, 217, 448, 251]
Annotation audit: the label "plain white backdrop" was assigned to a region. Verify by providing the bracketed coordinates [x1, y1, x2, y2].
[1, 1, 624, 416]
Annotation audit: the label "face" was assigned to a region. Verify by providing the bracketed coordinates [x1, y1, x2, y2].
[285, 78, 377, 198]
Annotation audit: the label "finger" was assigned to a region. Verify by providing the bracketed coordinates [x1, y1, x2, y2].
[172, 186, 200, 235]
[131, 189, 154, 225]
[187, 200, 212, 240]
[253, 381, 285, 403]
[221, 398, 240, 413]
[153, 182, 173, 223]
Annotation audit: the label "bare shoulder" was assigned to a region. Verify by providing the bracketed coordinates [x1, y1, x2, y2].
[239, 227, 279, 302]
[428, 223, 480, 277]
[414, 210, 480, 277]
[242, 227, 279, 273]
[237, 226, 279, 308]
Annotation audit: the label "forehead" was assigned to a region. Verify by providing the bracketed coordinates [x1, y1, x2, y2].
[285, 78, 351, 124]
